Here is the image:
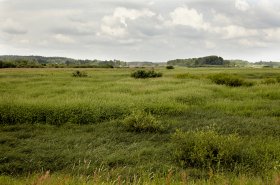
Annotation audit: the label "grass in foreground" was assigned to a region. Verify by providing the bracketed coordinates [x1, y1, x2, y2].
[1, 171, 280, 185]
[0, 67, 280, 183]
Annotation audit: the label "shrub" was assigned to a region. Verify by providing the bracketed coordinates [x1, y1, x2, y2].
[172, 130, 280, 174]
[166, 65, 174, 69]
[277, 76, 280, 83]
[72, 70, 88, 77]
[209, 73, 253, 87]
[122, 110, 163, 132]
[131, 70, 162, 79]
[261, 78, 277, 84]
[172, 130, 241, 171]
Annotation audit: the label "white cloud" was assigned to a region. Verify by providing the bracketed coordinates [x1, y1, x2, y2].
[205, 41, 216, 49]
[211, 25, 259, 39]
[100, 25, 127, 37]
[1, 19, 27, 34]
[169, 6, 209, 30]
[0, 0, 280, 62]
[263, 28, 280, 41]
[212, 12, 231, 26]
[53, 34, 75, 44]
[238, 39, 266, 47]
[235, 0, 250, 11]
[100, 7, 155, 37]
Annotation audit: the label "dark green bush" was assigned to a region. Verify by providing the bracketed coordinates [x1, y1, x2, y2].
[123, 110, 163, 132]
[131, 70, 162, 79]
[209, 73, 253, 87]
[166, 65, 174, 69]
[277, 76, 280, 83]
[72, 70, 88, 77]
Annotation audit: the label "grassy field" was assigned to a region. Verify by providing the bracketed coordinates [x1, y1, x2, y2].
[0, 67, 280, 184]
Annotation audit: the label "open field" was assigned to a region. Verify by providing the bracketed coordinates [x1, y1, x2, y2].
[1, 67, 280, 184]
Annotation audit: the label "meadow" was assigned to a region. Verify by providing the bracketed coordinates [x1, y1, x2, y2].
[0, 67, 280, 184]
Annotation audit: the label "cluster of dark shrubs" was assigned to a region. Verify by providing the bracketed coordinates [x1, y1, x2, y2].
[166, 65, 174, 69]
[131, 70, 162, 79]
[72, 70, 88, 77]
[209, 73, 253, 87]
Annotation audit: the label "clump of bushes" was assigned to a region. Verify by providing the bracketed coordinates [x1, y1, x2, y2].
[122, 110, 163, 132]
[209, 73, 253, 87]
[131, 70, 162, 79]
[172, 130, 241, 171]
[261, 78, 277, 84]
[277, 76, 280, 83]
[72, 70, 88, 77]
[166, 65, 174, 69]
[172, 130, 280, 174]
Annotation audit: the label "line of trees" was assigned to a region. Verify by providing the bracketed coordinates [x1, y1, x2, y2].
[0, 55, 127, 68]
[167, 56, 227, 67]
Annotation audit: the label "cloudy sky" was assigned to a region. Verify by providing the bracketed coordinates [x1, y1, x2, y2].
[0, 0, 279, 62]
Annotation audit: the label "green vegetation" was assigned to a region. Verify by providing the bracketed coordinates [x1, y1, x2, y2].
[208, 73, 254, 87]
[167, 56, 226, 67]
[0, 55, 126, 68]
[72, 70, 88, 77]
[173, 130, 280, 174]
[0, 67, 280, 184]
[166, 65, 174, 69]
[131, 70, 162, 78]
[123, 110, 164, 132]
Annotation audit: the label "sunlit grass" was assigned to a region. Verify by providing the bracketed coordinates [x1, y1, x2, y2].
[0, 67, 280, 183]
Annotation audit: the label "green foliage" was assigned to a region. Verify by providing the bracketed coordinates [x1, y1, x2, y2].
[209, 73, 253, 87]
[72, 70, 88, 77]
[0, 55, 127, 68]
[261, 78, 277, 84]
[0, 61, 17, 68]
[172, 130, 280, 174]
[1, 67, 280, 181]
[131, 70, 162, 79]
[172, 130, 241, 171]
[175, 73, 200, 79]
[166, 65, 174, 69]
[123, 110, 163, 132]
[167, 56, 225, 67]
[0, 103, 128, 125]
[277, 76, 280, 83]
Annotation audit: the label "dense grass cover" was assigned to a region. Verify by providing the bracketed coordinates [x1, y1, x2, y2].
[172, 130, 280, 174]
[0, 67, 280, 183]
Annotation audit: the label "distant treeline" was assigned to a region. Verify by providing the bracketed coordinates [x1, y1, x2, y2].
[0, 55, 127, 68]
[167, 56, 280, 67]
[255, 61, 280, 67]
[1, 55, 280, 68]
[167, 56, 249, 67]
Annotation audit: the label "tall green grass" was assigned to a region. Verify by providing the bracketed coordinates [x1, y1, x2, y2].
[0, 67, 280, 182]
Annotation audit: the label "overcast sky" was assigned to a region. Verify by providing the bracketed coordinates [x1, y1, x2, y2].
[0, 0, 279, 62]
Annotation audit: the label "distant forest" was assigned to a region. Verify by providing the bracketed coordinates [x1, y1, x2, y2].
[0, 55, 127, 68]
[168, 56, 280, 67]
[0, 55, 279, 68]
